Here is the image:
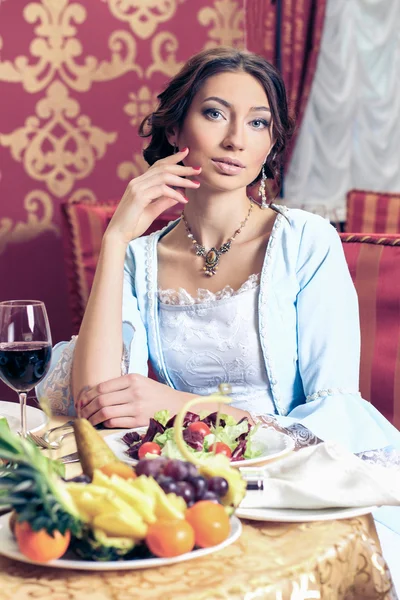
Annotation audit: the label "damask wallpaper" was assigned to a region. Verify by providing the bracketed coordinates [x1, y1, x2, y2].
[0, 0, 244, 400]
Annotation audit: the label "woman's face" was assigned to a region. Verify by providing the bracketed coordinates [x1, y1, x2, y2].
[177, 71, 274, 192]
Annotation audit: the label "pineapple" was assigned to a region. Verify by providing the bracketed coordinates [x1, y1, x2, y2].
[0, 424, 82, 537]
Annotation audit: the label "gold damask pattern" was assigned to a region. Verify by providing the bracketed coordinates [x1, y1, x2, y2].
[198, 0, 244, 49]
[124, 86, 159, 127]
[0, 190, 59, 254]
[0, 0, 142, 92]
[105, 0, 184, 39]
[117, 151, 148, 181]
[0, 81, 117, 197]
[145, 32, 184, 78]
[0, 518, 394, 599]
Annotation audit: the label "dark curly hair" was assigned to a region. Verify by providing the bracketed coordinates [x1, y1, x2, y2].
[139, 47, 294, 193]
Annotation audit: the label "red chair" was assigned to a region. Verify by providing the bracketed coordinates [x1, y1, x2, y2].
[346, 189, 400, 233]
[341, 233, 400, 428]
[60, 198, 179, 334]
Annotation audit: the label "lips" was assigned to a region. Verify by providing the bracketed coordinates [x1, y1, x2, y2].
[211, 158, 245, 176]
[212, 157, 245, 168]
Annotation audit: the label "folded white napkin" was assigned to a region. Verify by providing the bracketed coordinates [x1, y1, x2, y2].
[239, 441, 400, 510]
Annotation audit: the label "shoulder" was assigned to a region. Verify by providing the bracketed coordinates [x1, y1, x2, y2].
[278, 207, 341, 253]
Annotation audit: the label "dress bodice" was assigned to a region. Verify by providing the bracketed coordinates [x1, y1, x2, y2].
[157, 274, 276, 413]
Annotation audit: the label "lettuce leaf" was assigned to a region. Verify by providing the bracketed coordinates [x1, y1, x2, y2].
[153, 410, 171, 427]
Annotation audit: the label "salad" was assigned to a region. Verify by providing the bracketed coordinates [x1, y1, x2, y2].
[121, 410, 263, 462]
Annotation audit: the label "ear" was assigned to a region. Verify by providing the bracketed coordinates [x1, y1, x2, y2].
[166, 126, 178, 148]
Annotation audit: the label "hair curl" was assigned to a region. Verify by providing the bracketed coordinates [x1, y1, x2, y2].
[139, 47, 294, 194]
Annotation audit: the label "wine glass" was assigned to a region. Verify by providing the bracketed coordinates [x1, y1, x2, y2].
[0, 300, 52, 437]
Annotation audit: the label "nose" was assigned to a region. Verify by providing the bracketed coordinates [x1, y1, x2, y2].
[222, 118, 245, 151]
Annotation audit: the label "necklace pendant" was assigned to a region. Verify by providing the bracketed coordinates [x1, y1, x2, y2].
[204, 247, 220, 276]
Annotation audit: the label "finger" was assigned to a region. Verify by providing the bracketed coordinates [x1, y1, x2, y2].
[142, 183, 189, 205]
[103, 416, 139, 429]
[157, 147, 189, 165]
[152, 164, 202, 177]
[80, 375, 139, 406]
[80, 389, 133, 420]
[87, 401, 136, 427]
[141, 173, 200, 192]
[146, 198, 181, 221]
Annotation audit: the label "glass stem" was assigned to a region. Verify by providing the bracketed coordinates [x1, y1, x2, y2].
[19, 392, 27, 438]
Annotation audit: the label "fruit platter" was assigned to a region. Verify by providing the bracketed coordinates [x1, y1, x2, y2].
[0, 391, 245, 569]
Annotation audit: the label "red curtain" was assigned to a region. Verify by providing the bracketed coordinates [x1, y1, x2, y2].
[245, 0, 327, 164]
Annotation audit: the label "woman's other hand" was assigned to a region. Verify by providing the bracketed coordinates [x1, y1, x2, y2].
[105, 148, 201, 245]
[78, 374, 192, 428]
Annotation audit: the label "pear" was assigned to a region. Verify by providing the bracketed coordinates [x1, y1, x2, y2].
[73, 418, 120, 478]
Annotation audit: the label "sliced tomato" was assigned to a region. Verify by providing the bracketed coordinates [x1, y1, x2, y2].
[209, 442, 232, 458]
[187, 421, 211, 438]
[138, 441, 162, 460]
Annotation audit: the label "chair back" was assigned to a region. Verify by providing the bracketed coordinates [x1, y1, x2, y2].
[60, 198, 178, 333]
[346, 189, 400, 233]
[340, 233, 400, 428]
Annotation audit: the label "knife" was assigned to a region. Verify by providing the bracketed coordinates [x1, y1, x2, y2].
[58, 451, 79, 464]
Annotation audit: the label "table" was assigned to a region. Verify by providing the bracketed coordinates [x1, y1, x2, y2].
[0, 416, 396, 599]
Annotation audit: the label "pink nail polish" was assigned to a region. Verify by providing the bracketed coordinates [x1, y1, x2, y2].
[181, 147, 189, 152]
[192, 180, 201, 185]
[193, 166, 202, 170]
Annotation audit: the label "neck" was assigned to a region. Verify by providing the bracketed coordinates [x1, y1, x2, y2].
[181, 188, 253, 249]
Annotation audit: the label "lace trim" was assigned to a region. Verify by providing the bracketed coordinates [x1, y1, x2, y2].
[306, 388, 362, 402]
[157, 273, 260, 306]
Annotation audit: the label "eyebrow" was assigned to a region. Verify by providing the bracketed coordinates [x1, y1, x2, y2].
[202, 96, 271, 113]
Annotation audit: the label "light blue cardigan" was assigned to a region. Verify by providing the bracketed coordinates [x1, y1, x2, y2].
[37, 208, 400, 454]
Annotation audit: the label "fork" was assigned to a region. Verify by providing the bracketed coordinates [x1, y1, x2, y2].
[42, 420, 74, 443]
[27, 430, 73, 450]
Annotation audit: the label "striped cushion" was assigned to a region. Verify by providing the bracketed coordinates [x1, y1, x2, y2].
[346, 189, 400, 233]
[61, 199, 178, 334]
[340, 233, 400, 428]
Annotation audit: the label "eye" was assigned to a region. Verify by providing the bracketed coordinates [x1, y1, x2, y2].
[203, 108, 224, 120]
[250, 118, 270, 129]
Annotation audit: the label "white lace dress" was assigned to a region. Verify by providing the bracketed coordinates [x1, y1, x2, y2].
[157, 274, 276, 414]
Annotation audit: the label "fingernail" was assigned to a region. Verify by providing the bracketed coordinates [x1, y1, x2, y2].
[192, 180, 201, 185]
[181, 147, 189, 152]
[182, 196, 189, 202]
[193, 166, 202, 170]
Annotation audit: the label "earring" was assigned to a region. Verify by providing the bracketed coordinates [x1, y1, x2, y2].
[259, 164, 268, 209]
[173, 142, 178, 154]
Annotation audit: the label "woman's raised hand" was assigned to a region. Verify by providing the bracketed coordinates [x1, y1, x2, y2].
[105, 148, 200, 244]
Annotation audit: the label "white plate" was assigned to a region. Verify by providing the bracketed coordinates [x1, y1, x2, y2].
[105, 426, 295, 468]
[0, 513, 242, 571]
[0, 400, 48, 434]
[236, 505, 377, 523]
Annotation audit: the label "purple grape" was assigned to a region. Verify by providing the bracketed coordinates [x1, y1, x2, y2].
[163, 459, 189, 481]
[157, 475, 178, 494]
[187, 475, 207, 500]
[201, 490, 220, 503]
[175, 481, 195, 504]
[184, 462, 199, 479]
[207, 476, 229, 498]
[135, 457, 167, 478]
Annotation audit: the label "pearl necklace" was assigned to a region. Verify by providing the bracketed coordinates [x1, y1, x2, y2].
[181, 200, 254, 276]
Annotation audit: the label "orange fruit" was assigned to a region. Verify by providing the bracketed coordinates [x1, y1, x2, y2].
[15, 521, 71, 562]
[146, 519, 195, 558]
[185, 500, 230, 548]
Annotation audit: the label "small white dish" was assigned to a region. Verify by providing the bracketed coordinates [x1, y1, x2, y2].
[0, 513, 242, 571]
[105, 426, 295, 468]
[236, 505, 377, 523]
[0, 400, 48, 434]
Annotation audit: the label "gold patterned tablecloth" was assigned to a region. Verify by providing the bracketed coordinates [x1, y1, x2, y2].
[0, 417, 395, 600]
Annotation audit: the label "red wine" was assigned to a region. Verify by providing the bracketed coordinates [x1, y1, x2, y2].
[0, 343, 52, 391]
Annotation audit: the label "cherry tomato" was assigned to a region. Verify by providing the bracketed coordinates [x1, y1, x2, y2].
[185, 500, 230, 548]
[209, 442, 232, 458]
[15, 521, 71, 562]
[146, 519, 195, 557]
[187, 421, 211, 438]
[138, 441, 162, 460]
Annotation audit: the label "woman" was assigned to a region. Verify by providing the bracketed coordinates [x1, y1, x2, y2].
[38, 47, 399, 585]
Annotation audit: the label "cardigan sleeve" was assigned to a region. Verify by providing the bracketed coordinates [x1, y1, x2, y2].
[280, 217, 400, 453]
[35, 248, 149, 416]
